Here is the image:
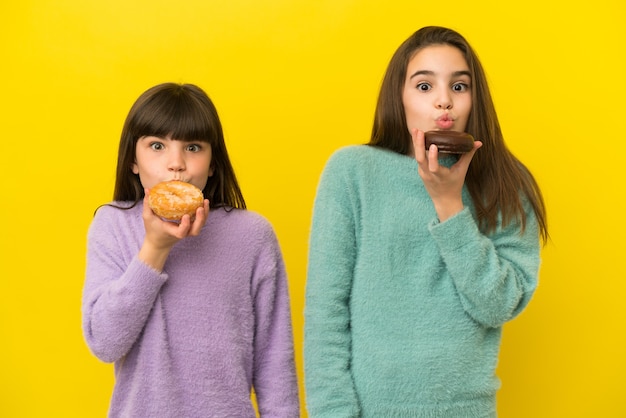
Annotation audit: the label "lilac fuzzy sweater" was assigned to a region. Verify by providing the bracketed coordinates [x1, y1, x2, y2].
[83, 204, 299, 418]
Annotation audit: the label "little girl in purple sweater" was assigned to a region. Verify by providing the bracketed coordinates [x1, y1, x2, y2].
[82, 82, 299, 417]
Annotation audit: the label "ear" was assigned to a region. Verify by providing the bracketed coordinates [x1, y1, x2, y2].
[132, 162, 139, 175]
[208, 164, 215, 177]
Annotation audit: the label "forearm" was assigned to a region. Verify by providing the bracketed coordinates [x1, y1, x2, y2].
[137, 240, 172, 272]
[432, 195, 465, 223]
[304, 294, 360, 418]
[82, 256, 167, 362]
[429, 208, 540, 327]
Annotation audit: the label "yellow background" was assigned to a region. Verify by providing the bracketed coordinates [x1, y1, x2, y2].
[1, 0, 625, 416]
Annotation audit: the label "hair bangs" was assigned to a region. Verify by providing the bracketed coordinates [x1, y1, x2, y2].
[131, 90, 217, 143]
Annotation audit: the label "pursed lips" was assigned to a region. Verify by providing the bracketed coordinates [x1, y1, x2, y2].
[435, 113, 455, 130]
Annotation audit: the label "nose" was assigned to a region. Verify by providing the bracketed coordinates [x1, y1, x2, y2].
[436, 91, 453, 110]
[167, 150, 186, 172]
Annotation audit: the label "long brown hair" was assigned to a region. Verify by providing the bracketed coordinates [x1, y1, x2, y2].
[112, 82, 246, 210]
[369, 26, 547, 243]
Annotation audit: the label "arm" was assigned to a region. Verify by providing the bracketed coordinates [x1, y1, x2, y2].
[252, 222, 300, 418]
[412, 129, 540, 327]
[82, 207, 168, 363]
[429, 204, 541, 328]
[304, 152, 361, 418]
[82, 197, 210, 362]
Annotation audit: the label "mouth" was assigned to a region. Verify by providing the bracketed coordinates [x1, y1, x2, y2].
[435, 115, 454, 130]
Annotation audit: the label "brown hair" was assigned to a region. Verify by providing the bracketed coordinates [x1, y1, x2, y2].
[369, 26, 547, 243]
[112, 82, 245, 210]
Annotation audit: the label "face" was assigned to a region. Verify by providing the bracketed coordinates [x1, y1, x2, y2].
[132, 135, 214, 191]
[402, 44, 472, 135]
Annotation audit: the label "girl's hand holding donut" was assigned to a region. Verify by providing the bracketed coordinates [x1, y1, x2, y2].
[144, 194, 209, 242]
[411, 129, 482, 222]
[139, 182, 210, 271]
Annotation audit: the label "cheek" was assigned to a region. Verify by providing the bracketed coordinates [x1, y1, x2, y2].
[401, 88, 414, 114]
[461, 96, 472, 113]
[404, 101, 428, 126]
[459, 103, 472, 130]
[404, 93, 425, 113]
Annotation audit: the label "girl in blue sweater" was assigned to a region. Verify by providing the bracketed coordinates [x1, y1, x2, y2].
[304, 26, 548, 417]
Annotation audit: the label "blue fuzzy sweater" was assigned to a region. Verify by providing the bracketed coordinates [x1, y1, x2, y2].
[304, 145, 540, 417]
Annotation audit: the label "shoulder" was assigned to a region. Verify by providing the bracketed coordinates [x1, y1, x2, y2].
[210, 208, 278, 242]
[87, 202, 143, 252]
[318, 145, 411, 192]
[325, 145, 382, 167]
[90, 202, 142, 232]
[323, 145, 406, 175]
[319, 146, 374, 184]
[213, 207, 273, 228]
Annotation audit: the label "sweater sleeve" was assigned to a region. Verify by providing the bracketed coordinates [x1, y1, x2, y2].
[82, 208, 168, 363]
[304, 150, 361, 418]
[251, 220, 300, 418]
[428, 203, 541, 328]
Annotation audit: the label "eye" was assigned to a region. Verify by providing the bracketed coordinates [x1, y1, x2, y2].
[185, 143, 202, 152]
[416, 82, 431, 92]
[452, 82, 469, 92]
[149, 142, 164, 151]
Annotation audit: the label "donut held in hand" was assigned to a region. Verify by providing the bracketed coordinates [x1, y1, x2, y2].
[148, 180, 204, 221]
[424, 131, 474, 154]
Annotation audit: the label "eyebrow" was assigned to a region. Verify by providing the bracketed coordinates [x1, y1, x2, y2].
[409, 70, 471, 79]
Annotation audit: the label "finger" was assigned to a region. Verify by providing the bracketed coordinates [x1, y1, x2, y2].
[427, 144, 440, 172]
[411, 129, 427, 163]
[203, 199, 210, 217]
[455, 140, 483, 170]
[169, 214, 192, 238]
[189, 202, 209, 236]
[195, 200, 210, 226]
[468, 140, 483, 156]
[142, 189, 154, 219]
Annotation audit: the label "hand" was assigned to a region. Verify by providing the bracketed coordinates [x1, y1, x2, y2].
[139, 191, 210, 271]
[411, 129, 482, 222]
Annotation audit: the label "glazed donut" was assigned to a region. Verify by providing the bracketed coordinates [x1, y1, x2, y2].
[148, 180, 204, 221]
[424, 131, 474, 154]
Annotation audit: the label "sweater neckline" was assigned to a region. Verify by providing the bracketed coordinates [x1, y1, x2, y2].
[365, 144, 459, 168]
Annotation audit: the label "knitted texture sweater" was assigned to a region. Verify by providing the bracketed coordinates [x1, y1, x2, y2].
[304, 145, 540, 418]
[83, 204, 299, 418]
